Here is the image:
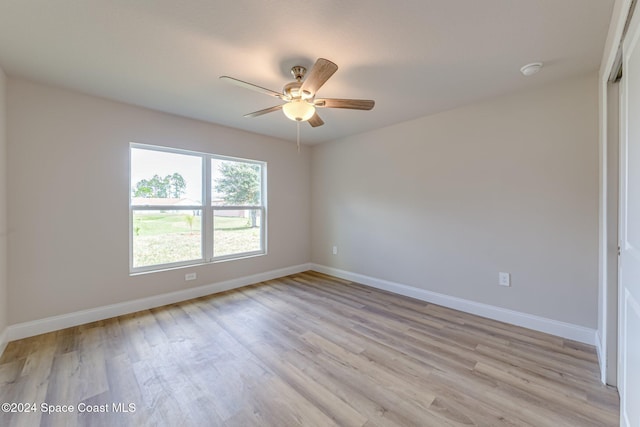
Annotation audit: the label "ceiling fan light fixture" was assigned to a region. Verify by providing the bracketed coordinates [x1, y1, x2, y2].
[221, 58, 373, 131]
[283, 99, 315, 122]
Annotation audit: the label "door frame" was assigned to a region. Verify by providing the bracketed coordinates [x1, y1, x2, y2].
[598, 0, 634, 386]
[606, 80, 620, 386]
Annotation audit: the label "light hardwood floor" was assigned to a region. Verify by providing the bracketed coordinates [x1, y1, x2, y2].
[0, 271, 619, 426]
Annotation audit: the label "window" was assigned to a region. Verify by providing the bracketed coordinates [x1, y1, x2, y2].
[130, 144, 266, 273]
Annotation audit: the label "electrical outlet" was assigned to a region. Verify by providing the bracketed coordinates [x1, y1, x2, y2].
[332, 246, 338, 255]
[185, 272, 197, 281]
[498, 272, 510, 287]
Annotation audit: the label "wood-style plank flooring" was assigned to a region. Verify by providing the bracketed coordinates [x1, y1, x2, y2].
[0, 271, 619, 426]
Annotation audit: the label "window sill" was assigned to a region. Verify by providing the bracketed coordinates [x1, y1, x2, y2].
[129, 252, 266, 276]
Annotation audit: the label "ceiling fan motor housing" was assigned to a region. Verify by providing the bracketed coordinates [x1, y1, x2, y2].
[283, 81, 313, 100]
[291, 66, 306, 81]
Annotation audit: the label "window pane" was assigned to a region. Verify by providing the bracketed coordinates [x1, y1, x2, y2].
[213, 209, 262, 257]
[133, 210, 202, 268]
[131, 148, 202, 206]
[129, 144, 266, 273]
[211, 159, 261, 206]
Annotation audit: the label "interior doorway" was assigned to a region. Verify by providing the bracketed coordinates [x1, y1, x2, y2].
[605, 80, 620, 386]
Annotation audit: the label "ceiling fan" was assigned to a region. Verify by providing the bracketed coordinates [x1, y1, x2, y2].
[220, 58, 375, 128]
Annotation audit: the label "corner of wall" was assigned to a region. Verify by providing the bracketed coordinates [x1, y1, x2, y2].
[0, 65, 8, 356]
[595, 329, 606, 383]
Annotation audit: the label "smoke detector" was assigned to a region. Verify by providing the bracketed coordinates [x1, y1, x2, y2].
[520, 62, 543, 76]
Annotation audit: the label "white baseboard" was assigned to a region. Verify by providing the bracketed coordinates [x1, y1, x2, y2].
[0, 327, 8, 358]
[3, 263, 598, 349]
[6, 263, 312, 342]
[595, 329, 606, 384]
[310, 264, 598, 345]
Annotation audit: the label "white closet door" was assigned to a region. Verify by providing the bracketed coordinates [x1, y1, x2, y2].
[619, 5, 640, 426]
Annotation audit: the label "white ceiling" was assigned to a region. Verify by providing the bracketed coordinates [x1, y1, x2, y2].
[0, 1, 614, 145]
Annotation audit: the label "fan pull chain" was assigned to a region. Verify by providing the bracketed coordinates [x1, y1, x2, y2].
[296, 121, 301, 153]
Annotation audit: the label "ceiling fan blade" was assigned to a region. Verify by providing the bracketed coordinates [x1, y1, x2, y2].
[220, 76, 284, 98]
[300, 58, 338, 96]
[314, 98, 375, 110]
[308, 112, 324, 127]
[244, 104, 283, 118]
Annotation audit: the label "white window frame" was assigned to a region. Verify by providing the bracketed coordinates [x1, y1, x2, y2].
[129, 143, 267, 274]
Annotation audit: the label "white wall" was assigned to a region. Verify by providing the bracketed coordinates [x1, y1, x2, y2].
[4, 72, 602, 334]
[7, 78, 310, 325]
[311, 74, 599, 328]
[0, 66, 8, 344]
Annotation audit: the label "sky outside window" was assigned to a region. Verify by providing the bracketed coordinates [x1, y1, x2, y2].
[130, 147, 202, 202]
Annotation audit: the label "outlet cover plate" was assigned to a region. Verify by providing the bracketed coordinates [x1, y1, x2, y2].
[498, 272, 510, 287]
